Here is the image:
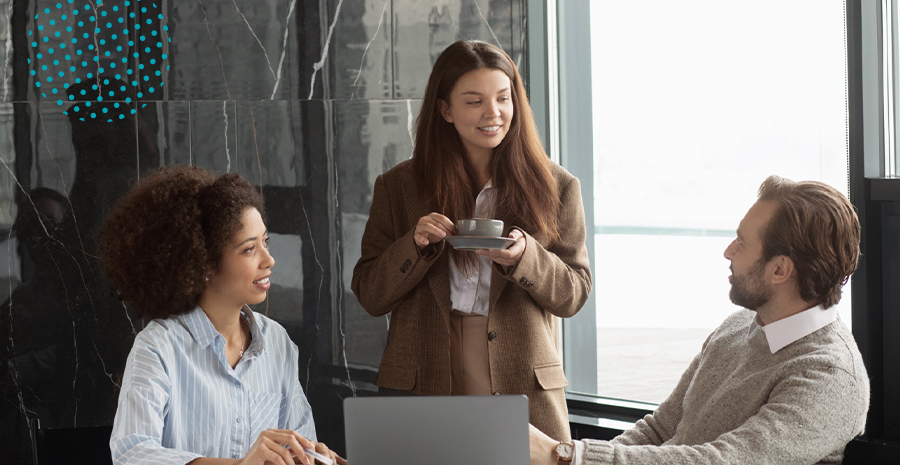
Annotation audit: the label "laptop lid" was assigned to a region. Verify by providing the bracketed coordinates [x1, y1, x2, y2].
[343, 395, 530, 465]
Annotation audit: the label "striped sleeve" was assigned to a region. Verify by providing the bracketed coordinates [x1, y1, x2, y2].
[109, 334, 201, 465]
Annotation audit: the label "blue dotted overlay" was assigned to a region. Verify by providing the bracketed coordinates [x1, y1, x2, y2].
[27, 0, 170, 122]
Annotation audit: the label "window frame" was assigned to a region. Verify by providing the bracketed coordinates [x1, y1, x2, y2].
[534, 0, 900, 459]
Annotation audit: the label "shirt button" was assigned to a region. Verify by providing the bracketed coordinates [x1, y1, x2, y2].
[236, 417, 241, 423]
[488, 331, 497, 341]
[233, 453, 240, 458]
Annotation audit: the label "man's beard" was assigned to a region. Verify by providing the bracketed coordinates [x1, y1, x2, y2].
[729, 260, 773, 311]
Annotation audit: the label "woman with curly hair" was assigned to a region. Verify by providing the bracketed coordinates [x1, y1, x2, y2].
[101, 165, 344, 465]
[351, 40, 591, 442]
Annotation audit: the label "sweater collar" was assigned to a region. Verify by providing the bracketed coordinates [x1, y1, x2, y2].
[749, 304, 837, 354]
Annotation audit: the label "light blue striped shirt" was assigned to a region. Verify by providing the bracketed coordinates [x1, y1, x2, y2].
[110, 306, 316, 464]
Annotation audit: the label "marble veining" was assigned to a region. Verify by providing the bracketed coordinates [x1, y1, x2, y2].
[297, 184, 325, 390]
[223, 101, 231, 172]
[1, 0, 11, 102]
[0, 1, 528, 462]
[232, 0, 276, 80]
[308, 0, 344, 99]
[472, 0, 502, 50]
[350, 0, 388, 100]
[198, 0, 233, 99]
[270, 0, 296, 99]
[406, 98, 414, 152]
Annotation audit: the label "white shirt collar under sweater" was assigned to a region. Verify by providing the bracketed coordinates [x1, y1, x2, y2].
[748, 304, 838, 354]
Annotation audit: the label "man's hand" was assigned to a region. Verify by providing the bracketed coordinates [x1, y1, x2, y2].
[529, 424, 558, 465]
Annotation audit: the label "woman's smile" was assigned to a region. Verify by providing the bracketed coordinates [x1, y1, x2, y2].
[253, 275, 271, 290]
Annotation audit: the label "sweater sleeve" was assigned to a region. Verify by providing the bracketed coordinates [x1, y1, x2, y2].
[498, 174, 592, 318]
[581, 363, 867, 465]
[609, 352, 700, 447]
[351, 173, 444, 317]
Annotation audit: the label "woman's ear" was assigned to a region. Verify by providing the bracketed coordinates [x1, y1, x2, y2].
[438, 99, 453, 123]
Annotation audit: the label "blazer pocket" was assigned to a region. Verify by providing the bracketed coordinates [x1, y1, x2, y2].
[376, 363, 417, 391]
[534, 363, 568, 390]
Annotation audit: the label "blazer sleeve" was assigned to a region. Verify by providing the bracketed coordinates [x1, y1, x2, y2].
[351, 173, 444, 317]
[499, 173, 592, 318]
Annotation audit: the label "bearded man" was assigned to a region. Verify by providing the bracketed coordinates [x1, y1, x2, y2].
[531, 175, 870, 465]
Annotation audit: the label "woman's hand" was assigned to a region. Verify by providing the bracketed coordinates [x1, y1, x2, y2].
[529, 424, 558, 465]
[477, 228, 526, 267]
[238, 429, 346, 465]
[309, 441, 349, 465]
[414, 213, 456, 250]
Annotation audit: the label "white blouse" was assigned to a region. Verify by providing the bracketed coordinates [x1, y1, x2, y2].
[449, 180, 496, 316]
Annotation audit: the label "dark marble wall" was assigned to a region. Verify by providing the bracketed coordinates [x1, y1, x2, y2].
[0, 0, 527, 462]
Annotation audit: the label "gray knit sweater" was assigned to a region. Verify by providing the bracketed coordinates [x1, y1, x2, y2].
[583, 309, 869, 465]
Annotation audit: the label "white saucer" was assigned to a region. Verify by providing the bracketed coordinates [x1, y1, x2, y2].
[444, 236, 516, 251]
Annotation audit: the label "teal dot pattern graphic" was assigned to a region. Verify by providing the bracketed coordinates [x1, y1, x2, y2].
[28, 0, 170, 122]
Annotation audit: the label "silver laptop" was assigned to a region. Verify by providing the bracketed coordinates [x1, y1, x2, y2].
[343, 395, 530, 465]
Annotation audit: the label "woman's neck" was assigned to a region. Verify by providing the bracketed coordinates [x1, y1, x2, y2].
[466, 150, 493, 189]
[197, 297, 244, 340]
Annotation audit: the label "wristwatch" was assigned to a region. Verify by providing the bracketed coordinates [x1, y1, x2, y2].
[555, 442, 574, 464]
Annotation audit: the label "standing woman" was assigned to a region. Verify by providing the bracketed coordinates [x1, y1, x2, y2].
[351, 40, 591, 441]
[101, 166, 343, 465]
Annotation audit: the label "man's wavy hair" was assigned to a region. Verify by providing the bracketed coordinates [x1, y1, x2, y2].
[757, 175, 860, 309]
[99, 165, 265, 319]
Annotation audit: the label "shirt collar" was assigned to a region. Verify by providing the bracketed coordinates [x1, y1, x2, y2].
[182, 306, 219, 348]
[181, 305, 265, 356]
[243, 308, 265, 357]
[748, 304, 837, 354]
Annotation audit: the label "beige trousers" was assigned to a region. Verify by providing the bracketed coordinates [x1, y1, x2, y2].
[449, 310, 492, 395]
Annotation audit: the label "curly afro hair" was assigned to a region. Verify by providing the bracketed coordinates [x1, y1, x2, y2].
[99, 165, 266, 319]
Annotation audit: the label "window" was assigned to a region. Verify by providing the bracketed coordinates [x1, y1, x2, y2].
[559, 0, 849, 404]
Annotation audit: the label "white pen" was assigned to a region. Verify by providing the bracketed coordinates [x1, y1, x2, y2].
[303, 448, 334, 465]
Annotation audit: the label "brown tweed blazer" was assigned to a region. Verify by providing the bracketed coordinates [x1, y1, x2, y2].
[351, 159, 592, 441]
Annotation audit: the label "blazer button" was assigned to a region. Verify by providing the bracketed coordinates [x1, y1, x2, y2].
[488, 331, 497, 341]
[519, 276, 528, 286]
[493, 391, 501, 395]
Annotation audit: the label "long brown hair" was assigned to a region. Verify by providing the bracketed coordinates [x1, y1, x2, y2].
[413, 40, 559, 264]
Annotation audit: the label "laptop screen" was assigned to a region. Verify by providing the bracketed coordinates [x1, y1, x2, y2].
[343, 395, 530, 465]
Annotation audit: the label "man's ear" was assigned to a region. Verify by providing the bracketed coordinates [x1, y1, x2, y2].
[769, 255, 795, 285]
[438, 99, 453, 123]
